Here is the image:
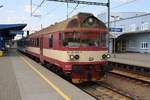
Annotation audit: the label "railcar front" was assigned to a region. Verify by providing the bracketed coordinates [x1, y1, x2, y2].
[62, 29, 110, 83]
[42, 29, 110, 83]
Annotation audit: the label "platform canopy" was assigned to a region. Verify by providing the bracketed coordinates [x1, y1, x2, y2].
[0, 24, 27, 40]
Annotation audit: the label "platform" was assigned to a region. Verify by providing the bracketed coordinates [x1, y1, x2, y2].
[109, 53, 150, 68]
[0, 49, 95, 100]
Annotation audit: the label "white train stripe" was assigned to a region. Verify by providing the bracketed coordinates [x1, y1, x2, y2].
[27, 47, 40, 54]
[43, 49, 107, 62]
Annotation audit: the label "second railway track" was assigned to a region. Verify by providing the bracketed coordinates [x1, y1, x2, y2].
[77, 82, 134, 100]
[78, 69, 150, 100]
[110, 69, 150, 87]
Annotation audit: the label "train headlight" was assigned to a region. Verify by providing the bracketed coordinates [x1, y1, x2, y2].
[74, 55, 80, 60]
[107, 54, 111, 58]
[88, 18, 93, 23]
[69, 55, 80, 61]
[102, 54, 107, 59]
[69, 55, 74, 60]
[102, 54, 111, 59]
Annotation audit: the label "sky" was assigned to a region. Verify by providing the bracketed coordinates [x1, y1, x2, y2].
[0, 0, 150, 32]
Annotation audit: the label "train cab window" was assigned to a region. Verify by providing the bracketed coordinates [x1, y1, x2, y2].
[81, 32, 107, 48]
[82, 32, 100, 47]
[63, 32, 80, 47]
[49, 34, 53, 48]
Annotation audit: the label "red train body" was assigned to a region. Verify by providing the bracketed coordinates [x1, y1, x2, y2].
[17, 13, 111, 83]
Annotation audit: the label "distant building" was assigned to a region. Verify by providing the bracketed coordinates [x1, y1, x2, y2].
[98, 12, 150, 54]
[98, 12, 146, 22]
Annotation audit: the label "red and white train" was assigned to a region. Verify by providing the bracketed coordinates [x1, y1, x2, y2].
[17, 13, 111, 83]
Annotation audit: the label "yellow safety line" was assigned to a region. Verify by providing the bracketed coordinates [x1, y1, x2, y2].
[20, 55, 71, 100]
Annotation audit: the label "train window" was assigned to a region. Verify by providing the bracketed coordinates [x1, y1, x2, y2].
[32, 39, 34, 46]
[37, 38, 39, 47]
[82, 32, 100, 47]
[29, 39, 31, 46]
[63, 32, 80, 47]
[49, 34, 53, 48]
[35, 38, 37, 46]
[81, 32, 107, 48]
[33, 39, 35, 46]
[59, 32, 62, 46]
[32, 38, 34, 46]
[31, 39, 33, 46]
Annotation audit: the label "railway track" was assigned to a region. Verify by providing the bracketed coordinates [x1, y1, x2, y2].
[77, 82, 133, 100]
[102, 69, 150, 100]
[78, 69, 150, 100]
[110, 69, 150, 87]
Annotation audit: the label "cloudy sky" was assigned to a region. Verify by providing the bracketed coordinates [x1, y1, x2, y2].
[0, 0, 149, 32]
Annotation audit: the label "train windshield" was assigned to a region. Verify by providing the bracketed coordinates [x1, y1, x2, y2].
[63, 32, 80, 47]
[62, 32, 107, 48]
[82, 32, 107, 48]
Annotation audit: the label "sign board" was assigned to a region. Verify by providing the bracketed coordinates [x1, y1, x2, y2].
[109, 28, 123, 32]
[9, 30, 24, 35]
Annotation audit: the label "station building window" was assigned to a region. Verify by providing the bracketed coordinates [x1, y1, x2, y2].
[141, 22, 149, 30]
[141, 41, 149, 49]
[130, 24, 136, 32]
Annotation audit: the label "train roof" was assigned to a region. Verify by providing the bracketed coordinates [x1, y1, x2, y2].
[29, 12, 107, 37]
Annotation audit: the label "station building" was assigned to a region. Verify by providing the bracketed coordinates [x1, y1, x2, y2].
[98, 12, 150, 54]
[0, 24, 26, 56]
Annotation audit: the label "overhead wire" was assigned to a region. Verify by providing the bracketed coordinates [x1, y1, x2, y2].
[111, 0, 138, 9]
[67, 0, 69, 19]
[30, 0, 140, 30]
[67, 4, 79, 17]
[32, 0, 46, 15]
[97, 0, 139, 15]
[44, 4, 62, 16]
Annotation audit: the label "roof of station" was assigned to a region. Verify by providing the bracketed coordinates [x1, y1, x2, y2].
[0, 24, 27, 31]
[0, 24, 27, 40]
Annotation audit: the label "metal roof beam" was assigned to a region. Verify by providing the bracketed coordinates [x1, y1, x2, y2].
[47, 0, 108, 6]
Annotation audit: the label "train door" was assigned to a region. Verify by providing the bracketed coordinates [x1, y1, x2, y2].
[40, 36, 43, 61]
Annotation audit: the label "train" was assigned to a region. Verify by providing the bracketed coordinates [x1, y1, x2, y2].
[17, 12, 111, 83]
